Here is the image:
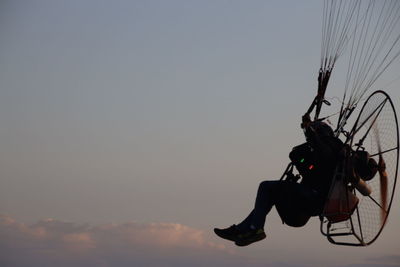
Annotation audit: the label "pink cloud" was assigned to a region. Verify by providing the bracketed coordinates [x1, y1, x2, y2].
[0, 215, 242, 267]
[62, 232, 95, 251]
[2, 215, 398, 267]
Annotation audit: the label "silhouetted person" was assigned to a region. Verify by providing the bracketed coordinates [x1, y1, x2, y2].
[214, 115, 344, 246]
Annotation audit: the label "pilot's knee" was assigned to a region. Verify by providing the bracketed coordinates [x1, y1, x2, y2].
[258, 180, 272, 191]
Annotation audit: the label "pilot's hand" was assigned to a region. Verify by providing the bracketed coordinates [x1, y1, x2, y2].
[301, 113, 311, 129]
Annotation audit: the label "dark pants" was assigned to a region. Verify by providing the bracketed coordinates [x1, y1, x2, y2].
[237, 180, 323, 231]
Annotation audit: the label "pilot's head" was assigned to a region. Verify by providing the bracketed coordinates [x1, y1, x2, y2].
[304, 120, 334, 141]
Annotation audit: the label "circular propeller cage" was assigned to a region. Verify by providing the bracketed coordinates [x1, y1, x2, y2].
[321, 90, 399, 246]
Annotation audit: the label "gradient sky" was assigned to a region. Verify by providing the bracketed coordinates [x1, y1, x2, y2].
[1, 1, 400, 266]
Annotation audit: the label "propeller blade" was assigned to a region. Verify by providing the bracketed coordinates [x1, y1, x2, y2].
[374, 124, 388, 225]
[378, 154, 388, 225]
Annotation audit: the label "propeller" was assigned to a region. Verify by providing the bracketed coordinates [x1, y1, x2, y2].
[374, 124, 388, 225]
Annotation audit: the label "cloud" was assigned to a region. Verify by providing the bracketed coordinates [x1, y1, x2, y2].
[0, 214, 250, 267]
[3, 215, 398, 267]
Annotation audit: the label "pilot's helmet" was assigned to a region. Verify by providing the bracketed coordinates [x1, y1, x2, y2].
[305, 121, 334, 139]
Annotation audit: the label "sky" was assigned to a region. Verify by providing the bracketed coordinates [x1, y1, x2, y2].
[0, 0, 400, 266]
